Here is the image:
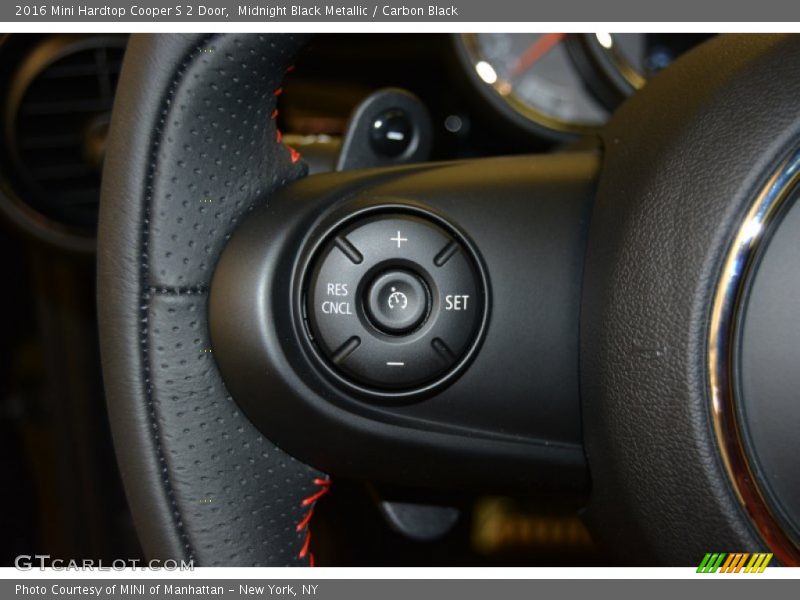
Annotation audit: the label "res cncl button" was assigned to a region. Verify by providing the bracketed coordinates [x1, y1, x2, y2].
[305, 212, 486, 393]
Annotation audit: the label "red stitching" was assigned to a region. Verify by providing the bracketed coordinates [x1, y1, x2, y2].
[296, 477, 331, 566]
[273, 64, 301, 164]
[298, 530, 312, 558]
[301, 487, 328, 506]
[296, 507, 315, 531]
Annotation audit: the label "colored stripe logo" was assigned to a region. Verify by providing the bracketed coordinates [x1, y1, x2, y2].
[697, 552, 773, 573]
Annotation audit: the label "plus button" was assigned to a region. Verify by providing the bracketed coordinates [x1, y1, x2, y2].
[390, 231, 408, 248]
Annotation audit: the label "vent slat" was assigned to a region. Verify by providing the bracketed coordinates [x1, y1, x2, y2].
[30, 164, 94, 180]
[19, 134, 83, 149]
[60, 190, 103, 205]
[20, 99, 114, 117]
[40, 62, 123, 79]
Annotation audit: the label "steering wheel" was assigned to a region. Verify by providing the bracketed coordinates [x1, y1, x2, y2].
[98, 33, 800, 566]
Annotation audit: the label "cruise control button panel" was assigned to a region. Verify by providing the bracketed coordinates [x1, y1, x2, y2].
[305, 211, 486, 394]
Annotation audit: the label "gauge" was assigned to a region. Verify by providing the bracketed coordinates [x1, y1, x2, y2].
[454, 33, 710, 140]
[455, 33, 609, 139]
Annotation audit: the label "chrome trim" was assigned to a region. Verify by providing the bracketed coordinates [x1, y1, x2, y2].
[591, 33, 647, 93]
[709, 148, 800, 565]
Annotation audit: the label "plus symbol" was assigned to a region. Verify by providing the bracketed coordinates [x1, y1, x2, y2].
[390, 231, 408, 248]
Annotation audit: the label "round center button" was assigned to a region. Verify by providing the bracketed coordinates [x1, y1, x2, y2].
[365, 269, 429, 334]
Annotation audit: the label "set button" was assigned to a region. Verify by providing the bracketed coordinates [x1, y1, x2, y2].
[306, 212, 485, 392]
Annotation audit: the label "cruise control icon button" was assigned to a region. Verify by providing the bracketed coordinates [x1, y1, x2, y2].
[365, 270, 429, 334]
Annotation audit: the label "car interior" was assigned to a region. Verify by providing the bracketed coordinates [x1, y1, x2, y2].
[1, 32, 798, 567]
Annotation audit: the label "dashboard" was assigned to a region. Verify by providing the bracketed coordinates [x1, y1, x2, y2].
[0, 33, 710, 250]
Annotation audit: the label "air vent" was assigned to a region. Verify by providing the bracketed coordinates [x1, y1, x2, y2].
[4, 35, 127, 231]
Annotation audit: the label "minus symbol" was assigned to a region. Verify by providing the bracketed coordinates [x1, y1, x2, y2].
[386, 361, 405, 367]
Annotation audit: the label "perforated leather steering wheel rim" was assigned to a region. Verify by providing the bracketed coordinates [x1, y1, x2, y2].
[98, 33, 328, 567]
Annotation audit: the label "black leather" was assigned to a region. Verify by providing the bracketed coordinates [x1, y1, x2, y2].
[98, 33, 325, 566]
[582, 34, 800, 564]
